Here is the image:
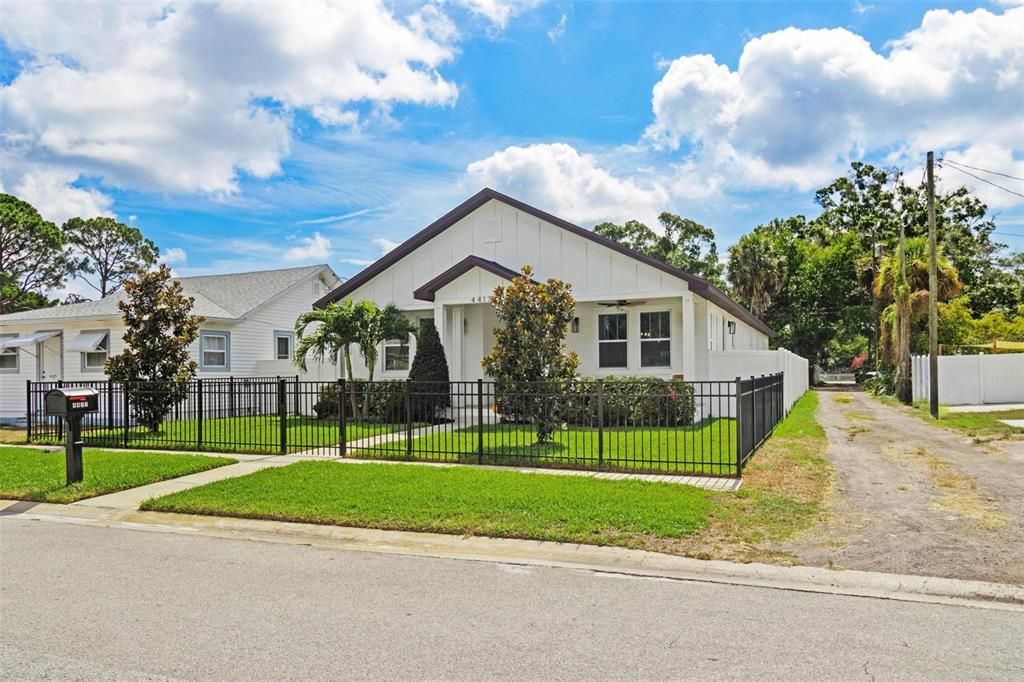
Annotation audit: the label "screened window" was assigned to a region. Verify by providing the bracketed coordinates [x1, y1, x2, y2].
[598, 313, 628, 368]
[82, 333, 109, 370]
[274, 332, 293, 360]
[0, 335, 17, 372]
[200, 332, 229, 370]
[640, 311, 671, 367]
[384, 336, 410, 371]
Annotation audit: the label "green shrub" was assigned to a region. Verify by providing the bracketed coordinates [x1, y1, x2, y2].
[562, 376, 695, 426]
[408, 319, 450, 422]
[312, 380, 409, 422]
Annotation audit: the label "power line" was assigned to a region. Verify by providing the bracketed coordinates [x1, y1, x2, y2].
[938, 161, 1024, 200]
[993, 231, 1024, 238]
[941, 158, 1024, 182]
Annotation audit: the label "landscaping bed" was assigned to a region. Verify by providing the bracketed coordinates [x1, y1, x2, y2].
[0, 446, 236, 503]
[141, 462, 714, 547]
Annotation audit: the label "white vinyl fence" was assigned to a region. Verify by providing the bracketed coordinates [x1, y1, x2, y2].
[912, 353, 1024, 405]
[705, 348, 810, 417]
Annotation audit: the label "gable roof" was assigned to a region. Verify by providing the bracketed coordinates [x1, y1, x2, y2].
[412, 256, 523, 302]
[316, 188, 772, 336]
[0, 265, 336, 324]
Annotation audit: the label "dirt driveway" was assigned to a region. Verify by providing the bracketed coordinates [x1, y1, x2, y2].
[782, 390, 1024, 585]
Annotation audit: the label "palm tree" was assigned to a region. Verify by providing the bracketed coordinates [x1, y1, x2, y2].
[295, 299, 361, 414]
[727, 233, 786, 317]
[874, 236, 962, 403]
[352, 302, 417, 418]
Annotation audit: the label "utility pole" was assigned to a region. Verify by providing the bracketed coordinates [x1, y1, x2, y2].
[927, 151, 939, 419]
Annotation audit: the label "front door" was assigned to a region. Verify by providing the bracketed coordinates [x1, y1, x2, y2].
[36, 332, 63, 381]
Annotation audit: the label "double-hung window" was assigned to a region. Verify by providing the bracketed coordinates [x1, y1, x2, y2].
[640, 311, 671, 367]
[200, 331, 229, 370]
[0, 335, 18, 373]
[598, 313, 628, 368]
[384, 335, 410, 371]
[273, 331, 293, 361]
[82, 333, 109, 370]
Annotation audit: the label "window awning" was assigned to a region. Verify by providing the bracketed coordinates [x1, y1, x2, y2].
[66, 330, 108, 352]
[0, 331, 60, 350]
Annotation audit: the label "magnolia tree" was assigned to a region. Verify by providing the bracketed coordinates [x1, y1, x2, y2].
[106, 265, 203, 431]
[482, 265, 579, 444]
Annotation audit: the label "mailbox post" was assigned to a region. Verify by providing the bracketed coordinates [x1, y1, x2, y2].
[44, 387, 99, 485]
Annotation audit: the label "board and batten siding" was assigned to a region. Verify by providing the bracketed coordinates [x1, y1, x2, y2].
[343, 199, 692, 306]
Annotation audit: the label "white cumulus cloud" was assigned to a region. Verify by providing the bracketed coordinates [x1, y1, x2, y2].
[284, 233, 332, 263]
[452, 0, 544, 29]
[12, 168, 115, 224]
[161, 247, 188, 265]
[466, 143, 670, 227]
[644, 6, 1024, 200]
[0, 1, 460, 218]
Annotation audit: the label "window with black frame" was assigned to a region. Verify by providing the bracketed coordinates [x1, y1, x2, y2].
[640, 311, 671, 367]
[598, 313, 627, 368]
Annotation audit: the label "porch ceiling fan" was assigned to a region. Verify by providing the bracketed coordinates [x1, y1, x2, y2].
[597, 300, 646, 308]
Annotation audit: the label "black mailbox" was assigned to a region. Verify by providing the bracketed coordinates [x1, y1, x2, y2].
[44, 387, 98, 485]
[45, 387, 100, 417]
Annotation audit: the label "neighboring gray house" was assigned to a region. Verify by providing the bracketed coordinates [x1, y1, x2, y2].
[0, 265, 341, 424]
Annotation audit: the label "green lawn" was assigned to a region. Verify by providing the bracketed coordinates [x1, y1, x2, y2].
[141, 461, 714, 547]
[0, 446, 236, 504]
[32, 416, 404, 454]
[353, 419, 738, 476]
[880, 397, 1024, 440]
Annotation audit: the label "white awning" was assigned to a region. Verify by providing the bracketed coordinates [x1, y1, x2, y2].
[66, 330, 108, 352]
[0, 331, 60, 350]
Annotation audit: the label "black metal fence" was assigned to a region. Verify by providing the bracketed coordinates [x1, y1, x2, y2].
[26, 372, 787, 478]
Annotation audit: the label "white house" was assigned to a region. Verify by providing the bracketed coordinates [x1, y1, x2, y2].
[0, 265, 341, 424]
[314, 189, 788, 388]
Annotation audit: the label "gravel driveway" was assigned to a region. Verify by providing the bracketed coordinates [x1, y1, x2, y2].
[782, 390, 1024, 585]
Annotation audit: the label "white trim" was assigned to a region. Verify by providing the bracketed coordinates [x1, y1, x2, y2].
[78, 329, 110, 373]
[639, 309, 672, 369]
[596, 311, 628, 369]
[0, 334, 19, 374]
[273, 330, 294, 361]
[199, 330, 231, 371]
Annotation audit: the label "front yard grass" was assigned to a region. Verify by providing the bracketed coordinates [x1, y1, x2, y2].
[656, 392, 833, 564]
[32, 416, 404, 454]
[0, 426, 28, 445]
[141, 393, 829, 559]
[0, 446, 236, 504]
[141, 462, 714, 547]
[355, 419, 737, 476]
[879, 397, 1024, 440]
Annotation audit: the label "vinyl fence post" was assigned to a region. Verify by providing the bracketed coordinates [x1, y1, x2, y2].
[196, 379, 204, 449]
[337, 379, 347, 457]
[734, 376, 742, 478]
[597, 378, 604, 470]
[123, 382, 131, 448]
[278, 377, 287, 454]
[477, 379, 484, 464]
[405, 379, 413, 458]
[25, 380, 32, 442]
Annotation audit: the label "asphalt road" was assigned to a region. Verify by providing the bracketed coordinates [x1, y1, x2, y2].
[1, 517, 1021, 680]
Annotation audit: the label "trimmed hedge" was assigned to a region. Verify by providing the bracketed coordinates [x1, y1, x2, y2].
[563, 377, 696, 427]
[312, 380, 408, 422]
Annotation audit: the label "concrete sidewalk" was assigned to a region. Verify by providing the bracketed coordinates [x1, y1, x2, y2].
[2, 499, 1021, 611]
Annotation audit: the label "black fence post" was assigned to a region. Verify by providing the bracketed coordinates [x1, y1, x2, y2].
[477, 379, 484, 464]
[196, 379, 204, 449]
[278, 377, 287, 454]
[106, 378, 114, 431]
[734, 376, 742, 478]
[338, 378, 347, 457]
[229, 376, 235, 418]
[405, 379, 413, 458]
[25, 380, 32, 442]
[123, 382, 130, 447]
[597, 378, 604, 470]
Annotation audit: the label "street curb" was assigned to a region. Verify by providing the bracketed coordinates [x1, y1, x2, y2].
[2, 499, 1022, 611]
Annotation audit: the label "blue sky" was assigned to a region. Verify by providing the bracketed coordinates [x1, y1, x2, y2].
[0, 0, 1021, 291]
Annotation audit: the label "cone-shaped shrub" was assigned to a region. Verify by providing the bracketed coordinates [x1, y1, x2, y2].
[408, 319, 450, 421]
